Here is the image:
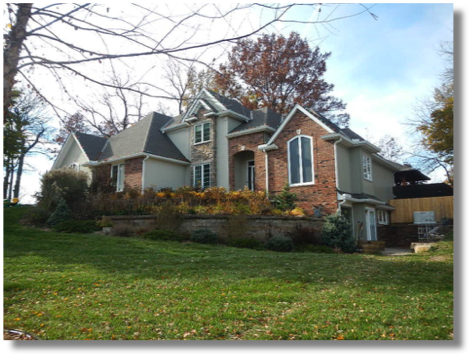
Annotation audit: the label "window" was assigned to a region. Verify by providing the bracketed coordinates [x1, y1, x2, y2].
[194, 164, 211, 189]
[69, 163, 79, 171]
[377, 210, 389, 225]
[288, 135, 314, 186]
[194, 123, 211, 144]
[362, 155, 372, 181]
[111, 164, 125, 192]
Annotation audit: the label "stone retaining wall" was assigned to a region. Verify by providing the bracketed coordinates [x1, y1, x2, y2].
[106, 214, 324, 241]
[377, 224, 453, 248]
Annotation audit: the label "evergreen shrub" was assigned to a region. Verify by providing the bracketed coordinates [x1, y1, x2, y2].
[46, 198, 72, 227]
[190, 229, 219, 245]
[266, 235, 294, 252]
[321, 214, 356, 253]
[143, 229, 183, 242]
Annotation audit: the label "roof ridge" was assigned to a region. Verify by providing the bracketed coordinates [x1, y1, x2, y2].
[142, 112, 156, 153]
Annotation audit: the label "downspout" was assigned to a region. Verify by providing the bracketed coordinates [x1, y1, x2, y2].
[142, 155, 150, 193]
[264, 149, 269, 197]
[334, 137, 343, 212]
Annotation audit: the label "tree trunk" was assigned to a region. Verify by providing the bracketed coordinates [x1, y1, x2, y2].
[3, 3, 32, 120]
[4, 160, 11, 199]
[8, 162, 15, 201]
[13, 153, 25, 200]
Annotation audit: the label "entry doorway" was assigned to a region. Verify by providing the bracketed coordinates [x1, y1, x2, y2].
[365, 208, 377, 241]
[247, 160, 255, 191]
[233, 150, 255, 191]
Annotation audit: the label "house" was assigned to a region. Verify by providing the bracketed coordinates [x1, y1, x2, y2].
[53, 89, 404, 241]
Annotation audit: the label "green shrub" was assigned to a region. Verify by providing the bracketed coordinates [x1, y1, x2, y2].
[266, 235, 294, 252]
[53, 220, 101, 233]
[23, 206, 51, 227]
[227, 237, 264, 250]
[273, 183, 298, 211]
[154, 201, 183, 231]
[37, 167, 89, 211]
[46, 198, 72, 227]
[143, 229, 183, 242]
[190, 229, 219, 245]
[321, 214, 356, 253]
[286, 224, 321, 246]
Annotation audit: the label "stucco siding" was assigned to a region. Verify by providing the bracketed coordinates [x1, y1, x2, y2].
[216, 118, 229, 189]
[349, 148, 363, 194]
[372, 161, 395, 202]
[55, 139, 92, 178]
[336, 144, 352, 193]
[167, 127, 190, 160]
[361, 151, 375, 195]
[143, 158, 188, 190]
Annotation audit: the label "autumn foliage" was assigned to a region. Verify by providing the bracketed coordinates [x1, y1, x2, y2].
[211, 32, 350, 126]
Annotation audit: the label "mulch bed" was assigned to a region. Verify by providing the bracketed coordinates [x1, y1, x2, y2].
[4, 329, 39, 340]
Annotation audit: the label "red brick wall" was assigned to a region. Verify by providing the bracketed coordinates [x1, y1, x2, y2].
[124, 157, 143, 190]
[228, 132, 268, 191]
[267, 110, 338, 214]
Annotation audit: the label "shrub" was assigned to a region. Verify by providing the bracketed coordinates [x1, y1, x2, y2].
[227, 237, 264, 250]
[273, 183, 298, 211]
[110, 224, 136, 237]
[154, 201, 183, 231]
[97, 216, 114, 228]
[286, 224, 321, 246]
[266, 235, 294, 252]
[190, 229, 219, 245]
[46, 198, 72, 227]
[143, 229, 183, 242]
[321, 214, 356, 253]
[37, 168, 89, 211]
[53, 220, 101, 233]
[23, 206, 51, 227]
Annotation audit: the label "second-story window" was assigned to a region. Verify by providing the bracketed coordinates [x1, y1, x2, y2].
[362, 155, 372, 181]
[194, 123, 211, 144]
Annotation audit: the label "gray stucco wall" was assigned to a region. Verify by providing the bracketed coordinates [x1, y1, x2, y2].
[348, 148, 363, 194]
[361, 150, 375, 195]
[216, 117, 229, 189]
[144, 157, 188, 189]
[234, 151, 254, 190]
[336, 144, 352, 193]
[372, 160, 395, 202]
[167, 127, 190, 160]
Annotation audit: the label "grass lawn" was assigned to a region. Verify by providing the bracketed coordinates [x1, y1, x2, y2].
[3, 208, 453, 340]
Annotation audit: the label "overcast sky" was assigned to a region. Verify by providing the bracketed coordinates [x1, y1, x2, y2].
[16, 3, 454, 204]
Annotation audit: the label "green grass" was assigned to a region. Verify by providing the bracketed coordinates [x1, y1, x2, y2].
[4, 208, 453, 340]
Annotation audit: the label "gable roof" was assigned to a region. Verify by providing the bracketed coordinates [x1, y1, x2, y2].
[206, 89, 252, 118]
[74, 132, 107, 161]
[98, 112, 189, 163]
[229, 107, 282, 134]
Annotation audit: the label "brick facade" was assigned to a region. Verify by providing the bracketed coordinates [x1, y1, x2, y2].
[266, 110, 338, 214]
[228, 132, 268, 191]
[124, 157, 143, 190]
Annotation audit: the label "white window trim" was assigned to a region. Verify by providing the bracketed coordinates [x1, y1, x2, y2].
[287, 135, 315, 187]
[193, 163, 211, 189]
[365, 207, 377, 241]
[111, 163, 125, 192]
[69, 162, 79, 171]
[247, 160, 255, 191]
[194, 122, 211, 145]
[363, 155, 373, 181]
[377, 210, 389, 225]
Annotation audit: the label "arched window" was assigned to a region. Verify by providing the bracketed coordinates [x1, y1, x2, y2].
[287, 135, 314, 186]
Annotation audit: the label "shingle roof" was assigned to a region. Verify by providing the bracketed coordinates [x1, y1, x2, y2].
[229, 107, 282, 134]
[206, 89, 251, 118]
[74, 132, 107, 161]
[98, 112, 189, 162]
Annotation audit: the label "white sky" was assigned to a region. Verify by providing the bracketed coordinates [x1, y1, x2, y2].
[7, 3, 454, 203]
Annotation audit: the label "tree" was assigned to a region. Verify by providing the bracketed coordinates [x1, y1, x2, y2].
[54, 112, 94, 145]
[407, 39, 453, 185]
[4, 4, 376, 123]
[418, 96, 453, 165]
[208, 32, 350, 126]
[3, 90, 52, 200]
[374, 135, 405, 163]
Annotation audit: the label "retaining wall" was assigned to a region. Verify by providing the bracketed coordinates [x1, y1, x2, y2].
[105, 214, 324, 241]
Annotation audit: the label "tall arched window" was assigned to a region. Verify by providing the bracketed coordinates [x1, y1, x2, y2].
[287, 135, 314, 186]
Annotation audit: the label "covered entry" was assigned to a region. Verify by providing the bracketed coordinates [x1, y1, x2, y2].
[233, 150, 255, 191]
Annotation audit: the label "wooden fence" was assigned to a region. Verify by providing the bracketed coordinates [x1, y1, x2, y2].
[388, 196, 454, 223]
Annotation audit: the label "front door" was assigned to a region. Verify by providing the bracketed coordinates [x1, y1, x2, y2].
[366, 208, 377, 241]
[247, 160, 255, 191]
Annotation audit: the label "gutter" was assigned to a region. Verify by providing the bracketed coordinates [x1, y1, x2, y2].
[142, 155, 150, 193]
[226, 125, 276, 139]
[334, 137, 343, 190]
[82, 152, 190, 167]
